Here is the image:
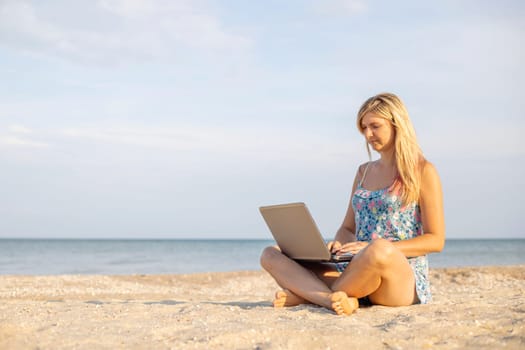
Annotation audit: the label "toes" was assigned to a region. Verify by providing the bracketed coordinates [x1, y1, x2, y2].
[330, 291, 358, 316]
[273, 290, 287, 308]
[275, 290, 287, 299]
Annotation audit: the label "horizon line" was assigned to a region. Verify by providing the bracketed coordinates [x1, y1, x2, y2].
[0, 237, 523, 241]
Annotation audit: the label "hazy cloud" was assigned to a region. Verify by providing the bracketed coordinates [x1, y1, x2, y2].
[0, 0, 251, 65]
[0, 124, 49, 148]
[58, 124, 354, 163]
[8, 124, 33, 134]
[311, 0, 368, 16]
[0, 1, 523, 239]
[419, 121, 525, 159]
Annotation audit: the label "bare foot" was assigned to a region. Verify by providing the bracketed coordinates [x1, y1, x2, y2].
[330, 291, 359, 316]
[273, 289, 308, 308]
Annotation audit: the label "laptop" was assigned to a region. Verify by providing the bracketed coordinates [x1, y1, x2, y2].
[259, 202, 353, 262]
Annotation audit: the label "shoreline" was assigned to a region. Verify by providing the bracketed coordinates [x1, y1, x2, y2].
[1, 266, 524, 349]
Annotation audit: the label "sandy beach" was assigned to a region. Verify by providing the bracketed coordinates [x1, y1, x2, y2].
[0, 266, 523, 349]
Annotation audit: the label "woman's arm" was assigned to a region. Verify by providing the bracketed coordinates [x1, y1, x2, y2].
[393, 162, 446, 257]
[329, 164, 366, 251]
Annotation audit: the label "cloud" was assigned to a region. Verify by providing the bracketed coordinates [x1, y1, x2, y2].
[0, 0, 251, 65]
[311, 0, 368, 16]
[60, 125, 210, 151]
[0, 136, 48, 148]
[419, 119, 525, 159]
[8, 124, 33, 134]
[58, 124, 355, 162]
[0, 125, 49, 148]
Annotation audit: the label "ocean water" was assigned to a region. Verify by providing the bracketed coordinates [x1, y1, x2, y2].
[0, 239, 524, 275]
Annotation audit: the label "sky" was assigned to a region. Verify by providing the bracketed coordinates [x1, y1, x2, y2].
[0, 0, 524, 239]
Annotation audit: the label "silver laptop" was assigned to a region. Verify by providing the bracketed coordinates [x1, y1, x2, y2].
[259, 202, 353, 262]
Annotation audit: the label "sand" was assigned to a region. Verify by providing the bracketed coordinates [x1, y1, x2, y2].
[0, 266, 523, 349]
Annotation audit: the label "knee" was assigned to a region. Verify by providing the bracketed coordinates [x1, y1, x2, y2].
[260, 245, 282, 271]
[365, 239, 397, 267]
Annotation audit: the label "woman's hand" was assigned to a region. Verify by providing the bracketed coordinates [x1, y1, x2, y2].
[333, 241, 369, 255]
[327, 240, 342, 253]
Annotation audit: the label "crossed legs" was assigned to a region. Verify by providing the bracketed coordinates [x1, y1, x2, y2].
[260, 245, 357, 315]
[260, 239, 417, 315]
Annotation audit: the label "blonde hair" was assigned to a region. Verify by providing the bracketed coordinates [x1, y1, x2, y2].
[357, 93, 425, 204]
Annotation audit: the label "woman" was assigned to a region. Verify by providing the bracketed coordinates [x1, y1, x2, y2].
[260, 93, 445, 315]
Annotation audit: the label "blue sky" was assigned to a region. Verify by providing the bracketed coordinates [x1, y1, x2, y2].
[0, 0, 523, 239]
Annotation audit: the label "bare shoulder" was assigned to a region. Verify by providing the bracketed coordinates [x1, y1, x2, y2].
[350, 161, 372, 193]
[357, 161, 372, 175]
[420, 161, 442, 190]
[422, 161, 439, 176]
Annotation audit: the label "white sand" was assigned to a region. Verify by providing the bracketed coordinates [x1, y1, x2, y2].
[0, 266, 524, 349]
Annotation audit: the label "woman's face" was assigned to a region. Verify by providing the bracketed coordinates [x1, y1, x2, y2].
[360, 112, 395, 153]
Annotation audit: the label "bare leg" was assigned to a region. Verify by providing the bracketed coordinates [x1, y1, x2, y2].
[273, 262, 343, 307]
[332, 239, 417, 306]
[273, 289, 308, 307]
[260, 246, 358, 315]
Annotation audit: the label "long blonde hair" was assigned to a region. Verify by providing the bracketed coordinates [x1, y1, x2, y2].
[357, 93, 425, 204]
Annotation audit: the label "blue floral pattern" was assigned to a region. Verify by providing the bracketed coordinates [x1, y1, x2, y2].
[351, 184, 432, 304]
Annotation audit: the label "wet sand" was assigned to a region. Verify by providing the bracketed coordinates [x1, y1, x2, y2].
[0, 266, 523, 349]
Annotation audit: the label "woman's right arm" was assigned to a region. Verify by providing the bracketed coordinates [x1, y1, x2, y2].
[328, 165, 364, 252]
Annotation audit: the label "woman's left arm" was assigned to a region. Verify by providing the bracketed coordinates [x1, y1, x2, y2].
[393, 162, 446, 257]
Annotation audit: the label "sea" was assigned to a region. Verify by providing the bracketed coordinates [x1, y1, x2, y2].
[0, 239, 524, 275]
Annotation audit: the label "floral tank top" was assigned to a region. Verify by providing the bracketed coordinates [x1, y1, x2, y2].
[351, 171, 432, 304]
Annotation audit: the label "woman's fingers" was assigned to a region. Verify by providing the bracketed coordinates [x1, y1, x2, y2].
[328, 240, 342, 253]
[338, 241, 369, 254]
